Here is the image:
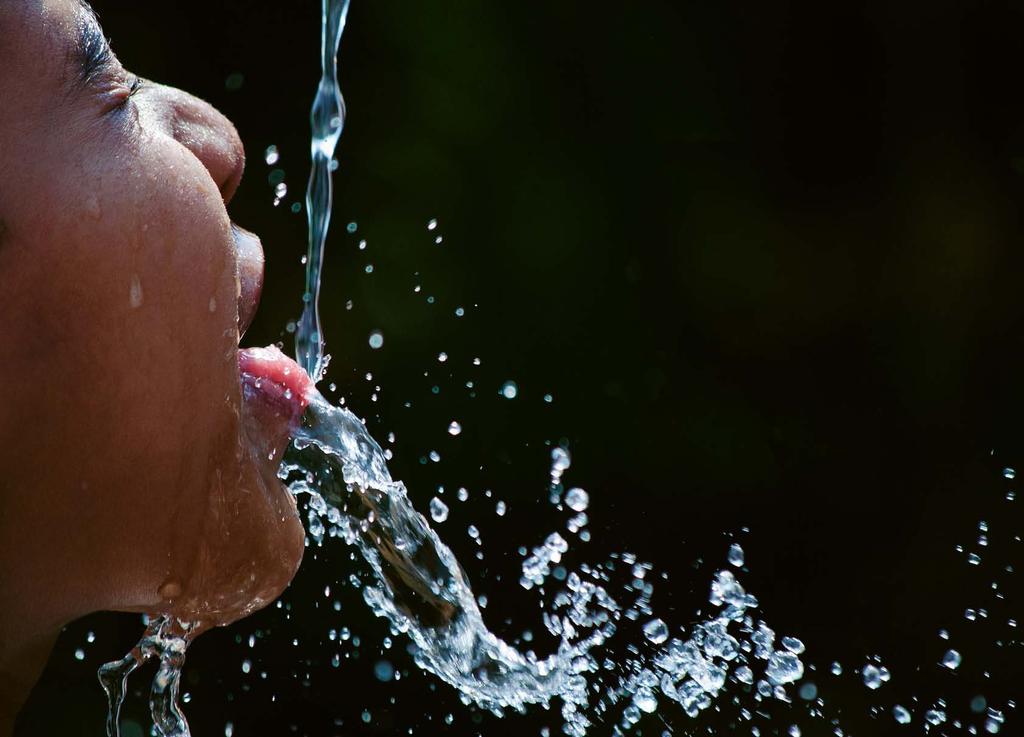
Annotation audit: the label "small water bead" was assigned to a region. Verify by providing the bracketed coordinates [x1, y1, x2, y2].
[74, 648, 85, 661]
[798, 682, 817, 700]
[788, 726, 801, 737]
[831, 661, 843, 676]
[893, 705, 912, 724]
[457, 487, 469, 502]
[429, 497, 449, 523]
[500, 381, 518, 399]
[241, 660, 252, 674]
[467, 525, 480, 540]
[368, 331, 384, 349]
[642, 618, 669, 644]
[969, 553, 982, 565]
[427, 218, 437, 230]
[543, 393, 553, 403]
[971, 696, 988, 713]
[364, 264, 374, 274]
[495, 501, 507, 516]
[565, 487, 589, 512]
[448, 421, 462, 436]
[924, 709, 946, 726]
[438, 352, 448, 362]
[429, 450, 441, 462]
[862, 664, 890, 690]
[942, 649, 962, 670]
[346, 221, 358, 233]
[766, 651, 804, 685]
[727, 543, 745, 567]
[455, 307, 465, 317]
[781, 636, 805, 654]
[374, 660, 394, 682]
[224, 722, 234, 737]
[1003, 467, 1016, 479]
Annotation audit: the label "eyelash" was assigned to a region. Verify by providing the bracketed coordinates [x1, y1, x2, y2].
[118, 76, 144, 109]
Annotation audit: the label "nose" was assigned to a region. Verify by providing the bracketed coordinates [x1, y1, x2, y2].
[142, 83, 246, 202]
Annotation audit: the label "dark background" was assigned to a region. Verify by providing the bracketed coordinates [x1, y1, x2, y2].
[17, 1, 1024, 735]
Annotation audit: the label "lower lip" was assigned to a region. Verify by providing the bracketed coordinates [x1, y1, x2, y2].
[238, 346, 313, 425]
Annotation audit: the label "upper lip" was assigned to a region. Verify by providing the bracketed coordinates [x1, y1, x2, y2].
[232, 222, 265, 338]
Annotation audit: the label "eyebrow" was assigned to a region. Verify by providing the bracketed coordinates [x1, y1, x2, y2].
[68, 1, 115, 89]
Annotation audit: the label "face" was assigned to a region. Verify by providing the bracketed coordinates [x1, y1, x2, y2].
[0, 0, 309, 655]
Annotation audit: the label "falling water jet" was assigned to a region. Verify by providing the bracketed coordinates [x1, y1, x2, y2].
[295, 0, 351, 383]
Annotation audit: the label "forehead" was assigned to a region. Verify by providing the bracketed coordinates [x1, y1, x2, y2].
[0, 0, 88, 89]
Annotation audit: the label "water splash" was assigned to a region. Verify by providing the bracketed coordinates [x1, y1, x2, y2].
[97, 617, 194, 737]
[295, 0, 352, 383]
[277, 391, 806, 735]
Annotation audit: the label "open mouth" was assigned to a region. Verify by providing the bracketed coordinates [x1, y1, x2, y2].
[232, 222, 312, 427]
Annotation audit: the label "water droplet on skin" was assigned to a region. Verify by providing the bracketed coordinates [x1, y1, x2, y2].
[129, 274, 143, 308]
[565, 487, 589, 512]
[158, 579, 182, 600]
[429, 497, 448, 523]
[368, 331, 384, 349]
[448, 421, 462, 436]
[208, 296, 217, 312]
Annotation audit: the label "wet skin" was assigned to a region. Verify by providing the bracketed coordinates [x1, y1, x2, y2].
[0, 0, 309, 729]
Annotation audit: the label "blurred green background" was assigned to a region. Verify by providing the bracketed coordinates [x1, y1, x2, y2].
[17, 1, 1024, 735]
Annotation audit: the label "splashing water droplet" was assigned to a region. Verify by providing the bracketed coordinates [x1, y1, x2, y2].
[565, 488, 589, 512]
[942, 649, 962, 670]
[728, 543, 745, 567]
[448, 421, 462, 436]
[264, 145, 279, 165]
[500, 381, 518, 399]
[368, 331, 384, 349]
[893, 705, 912, 724]
[642, 618, 669, 644]
[429, 497, 449, 523]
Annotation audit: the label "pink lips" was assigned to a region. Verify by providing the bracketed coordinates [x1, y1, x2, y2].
[239, 346, 313, 428]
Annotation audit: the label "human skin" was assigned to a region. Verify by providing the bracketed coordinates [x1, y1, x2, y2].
[0, 0, 309, 730]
